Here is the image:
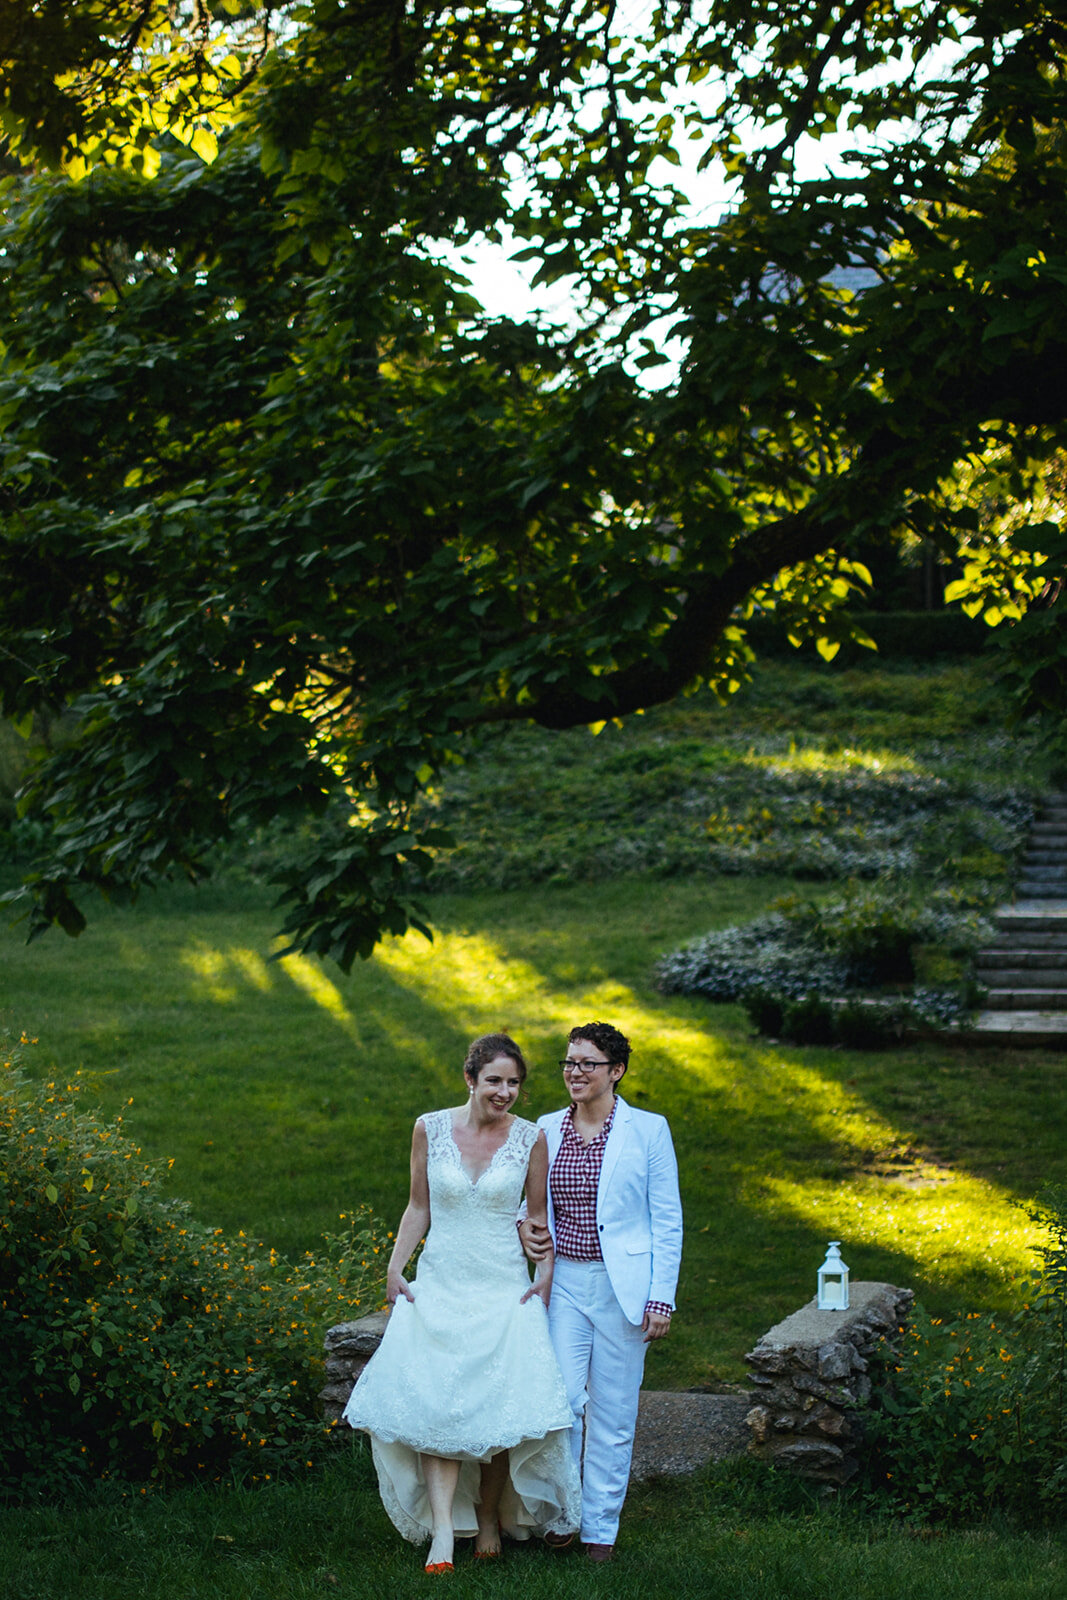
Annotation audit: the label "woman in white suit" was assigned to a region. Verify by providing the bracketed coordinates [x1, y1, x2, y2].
[519, 1022, 682, 1563]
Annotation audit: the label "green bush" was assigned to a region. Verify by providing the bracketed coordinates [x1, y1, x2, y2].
[741, 987, 788, 1037]
[0, 1038, 388, 1500]
[865, 1187, 1067, 1522]
[780, 994, 837, 1045]
[806, 886, 919, 983]
[661, 884, 988, 1044]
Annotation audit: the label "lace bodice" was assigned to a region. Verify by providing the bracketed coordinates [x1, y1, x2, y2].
[417, 1110, 537, 1288]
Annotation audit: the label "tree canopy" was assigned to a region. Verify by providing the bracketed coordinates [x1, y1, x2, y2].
[1, 0, 1065, 966]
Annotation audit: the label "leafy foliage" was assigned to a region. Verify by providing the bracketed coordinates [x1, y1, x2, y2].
[1, 2, 1065, 960]
[866, 1189, 1067, 1524]
[0, 1, 276, 171]
[656, 884, 992, 1044]
[0, 1036, 388, 1500]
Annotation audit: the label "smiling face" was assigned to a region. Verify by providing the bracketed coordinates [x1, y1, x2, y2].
[465, 1054, 523, 1119]
[562, 1038, 625, 1105]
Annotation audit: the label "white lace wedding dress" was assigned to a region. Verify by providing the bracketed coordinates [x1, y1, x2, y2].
[342, 1110, 581, 1544]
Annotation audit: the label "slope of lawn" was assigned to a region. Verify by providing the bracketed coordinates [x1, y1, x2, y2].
[3, 657, 1063, 1394]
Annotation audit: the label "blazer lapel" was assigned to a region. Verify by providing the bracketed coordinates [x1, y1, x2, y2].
[598, 1094, 631, 1197]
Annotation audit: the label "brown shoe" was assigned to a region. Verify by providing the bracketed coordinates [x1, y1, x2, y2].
[584, 1543, 614, 1562]
[543, 1531, 576, 1551]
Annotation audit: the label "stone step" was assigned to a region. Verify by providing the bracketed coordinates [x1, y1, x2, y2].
[978, 968, 1067, 989]
[1020, 860, 1067, 878]
[1031, 821, 1067, 835]
[982, 988, 1067, 1010]
[994, 909, 1067, 932]
[971, 1010, 1067, 1045]
[975, 949, 1067, 970]
[1017, 882, 1067, 897]
[998, 908, 1067, 921]
[1024, 850, 1067, 865]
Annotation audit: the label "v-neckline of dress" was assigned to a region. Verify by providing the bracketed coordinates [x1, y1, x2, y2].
[448, 1113, 516, 1188]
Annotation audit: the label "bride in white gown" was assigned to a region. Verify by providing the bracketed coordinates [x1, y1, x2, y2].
[342, 1034, 581, 1572]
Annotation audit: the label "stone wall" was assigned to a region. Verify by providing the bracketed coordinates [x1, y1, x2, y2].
[323, 1280, 914, 1487]
[744, 1280, 913, 1483]
[322, 1309, 390, 1425]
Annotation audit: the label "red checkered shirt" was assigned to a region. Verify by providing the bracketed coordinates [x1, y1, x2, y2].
[550, 1101, 672, 1321]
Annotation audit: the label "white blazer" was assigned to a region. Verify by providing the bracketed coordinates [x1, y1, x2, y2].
[539, 1095, 683, 1326]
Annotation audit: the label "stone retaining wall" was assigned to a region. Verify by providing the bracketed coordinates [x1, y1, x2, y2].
[744, 1280, 913, 1483]
[322, 1308, 390, 1425]
[323, 1279, 914, 1487]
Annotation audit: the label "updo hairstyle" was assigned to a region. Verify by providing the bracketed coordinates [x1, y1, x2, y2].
[463, 1032, 528, 1084]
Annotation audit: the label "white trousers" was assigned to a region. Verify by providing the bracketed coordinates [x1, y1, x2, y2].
[548, 1258, 648, 1546]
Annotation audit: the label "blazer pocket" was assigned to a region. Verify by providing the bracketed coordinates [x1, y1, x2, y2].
[624, 1239, 652, 1256]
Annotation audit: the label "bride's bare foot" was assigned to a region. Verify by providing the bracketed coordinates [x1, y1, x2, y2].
[425, 1529, 454, 1571]
[474, 1520, 501, 1558]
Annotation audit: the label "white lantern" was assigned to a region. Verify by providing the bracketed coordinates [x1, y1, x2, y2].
[817, 1241, 850, 1310]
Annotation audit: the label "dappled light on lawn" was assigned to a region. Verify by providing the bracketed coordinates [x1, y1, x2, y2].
[180, 939, 363, 1037]
[750, 745, 922, 776]
[373, 927, 733, 1082]
[374, 924, 1044, 1295]
[179, 942, 248, 1005]
[274, 947, 360, 1041]
[754, 1169, 1043, 1289]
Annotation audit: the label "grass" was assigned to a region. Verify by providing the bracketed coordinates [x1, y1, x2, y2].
[3, 1451, 1066, 1600]
[3, 871, 1065, 1392]
[3, 656, 1067, 1587]
[3, 659, 1065, 1399]
[411, 658, 1049, 893]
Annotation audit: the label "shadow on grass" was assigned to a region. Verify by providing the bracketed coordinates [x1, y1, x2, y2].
[3, 875, 1063, 1384]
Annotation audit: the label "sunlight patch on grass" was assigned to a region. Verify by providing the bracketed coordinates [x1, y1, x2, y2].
[230, 947, 275, 993]
[749, 746, 923, 775]
[754, 1169, 1042, 1289]
[373, 927, 735, 1078]
[764, 1056, 904, 1149]
[274, 948, 360, 1042]
[180, 942, 244, 1004]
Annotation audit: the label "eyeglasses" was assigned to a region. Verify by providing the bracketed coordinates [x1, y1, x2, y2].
[559, 1058, 612, 1075]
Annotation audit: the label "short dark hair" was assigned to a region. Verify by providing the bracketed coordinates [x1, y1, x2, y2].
[464, 1032, 528, 1084]
[567, 1022, 631, 1074]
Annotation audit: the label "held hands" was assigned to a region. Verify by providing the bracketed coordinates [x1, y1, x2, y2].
[387, 1267, 415, 1307]
[518, 1218, 553, 1263]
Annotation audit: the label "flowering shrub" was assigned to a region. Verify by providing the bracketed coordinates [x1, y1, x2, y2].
[865, 1187, 1067, 1522]
[0, 1039, 388, 1500]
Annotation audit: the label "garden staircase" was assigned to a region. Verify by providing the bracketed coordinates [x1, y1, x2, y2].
[972, 792, 1067, 1045]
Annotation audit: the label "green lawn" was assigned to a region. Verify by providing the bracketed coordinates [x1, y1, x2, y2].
[3, 1451, 1065, 1600]
[3, 657, 1067, 1586]
[4, 869, 1064, 1390]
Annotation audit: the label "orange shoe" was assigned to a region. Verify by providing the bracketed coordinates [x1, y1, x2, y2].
[424, 1561, 453, 1574]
